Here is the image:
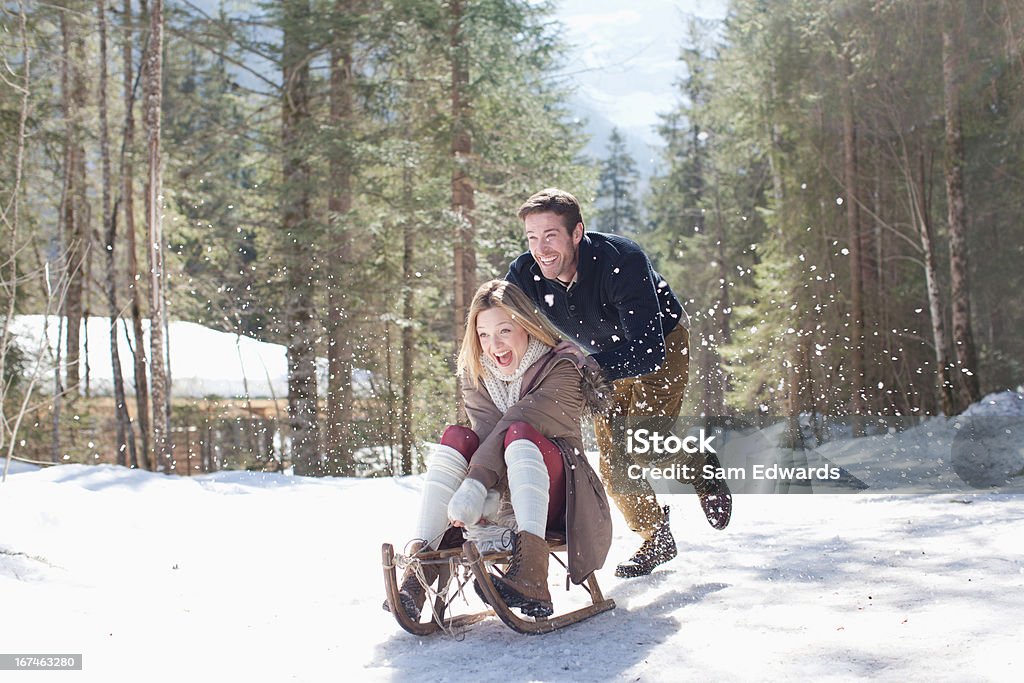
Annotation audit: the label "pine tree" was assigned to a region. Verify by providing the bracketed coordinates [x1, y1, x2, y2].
[594, 128, 641, 235]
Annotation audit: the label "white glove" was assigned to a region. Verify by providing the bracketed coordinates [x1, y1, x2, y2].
[447, 478, 487, 527]
[481, 488, 502, 521]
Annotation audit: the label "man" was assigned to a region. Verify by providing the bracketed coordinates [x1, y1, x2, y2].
[506, 188, 731, 578]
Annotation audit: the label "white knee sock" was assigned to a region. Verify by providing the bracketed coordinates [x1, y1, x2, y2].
[415, 445, 469, 549]
[504, 439, 550, 539]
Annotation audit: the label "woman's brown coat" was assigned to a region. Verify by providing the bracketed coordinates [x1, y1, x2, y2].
[463, 350, 612, 584]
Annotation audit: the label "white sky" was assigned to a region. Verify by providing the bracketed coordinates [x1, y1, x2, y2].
[553, 0, 728, 144]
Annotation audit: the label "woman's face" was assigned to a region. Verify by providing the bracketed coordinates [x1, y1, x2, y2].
[476, 307, 530, 376]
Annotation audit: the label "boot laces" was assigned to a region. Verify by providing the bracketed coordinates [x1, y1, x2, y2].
[504, 531, 524, 576]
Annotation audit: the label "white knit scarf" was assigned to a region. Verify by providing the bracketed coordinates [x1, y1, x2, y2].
[480, 336, 549, 414]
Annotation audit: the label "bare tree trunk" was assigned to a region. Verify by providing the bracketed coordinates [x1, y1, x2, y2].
[910, 152, 955, 416]
[63, 7, 88, 398]
[326, 2, 355, 476]
[400, 162, 416, 476]
[706, 185, 730, 416]
[942, 0, 982, 409]
[84, 230, 93, 399]
[450, 0, 476, 422]
[1, 0, 32, 483]
[282, 0, 320, 476]
[840, 49, 867, 436]
[144, 0, 172, 472]
[122, 0, 150, 469]
[99, 0, 137, 467]
[51, 318, 64, 463]
[54, 8, 73, 463]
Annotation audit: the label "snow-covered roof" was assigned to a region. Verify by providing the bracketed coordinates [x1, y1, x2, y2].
[8, 315, 370, 399]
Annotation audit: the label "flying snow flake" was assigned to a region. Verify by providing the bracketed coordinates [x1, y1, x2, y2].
[878, 382, 884, 389]
[836, 197, 844, 205]
[613, 267, 620, 274]
[841, 248, 850, 256]
[914, 308, 923, 313]
[544, 294, 554, 307]
[611, 335, 620, 342]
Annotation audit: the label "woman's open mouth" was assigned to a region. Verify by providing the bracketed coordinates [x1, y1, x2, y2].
[493, 349, 514, 368]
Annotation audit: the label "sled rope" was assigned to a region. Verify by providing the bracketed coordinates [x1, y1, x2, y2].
[392, 552, 472, 640]
[392, 528, 477, 639]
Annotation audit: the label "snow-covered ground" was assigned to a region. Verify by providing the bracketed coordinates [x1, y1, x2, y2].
[3, 393, 1023, 682]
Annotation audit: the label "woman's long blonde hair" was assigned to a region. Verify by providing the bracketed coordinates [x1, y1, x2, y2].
[457, 280, 563, 388]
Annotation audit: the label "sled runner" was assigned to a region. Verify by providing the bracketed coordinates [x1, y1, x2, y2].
[382, 534, 615, 636]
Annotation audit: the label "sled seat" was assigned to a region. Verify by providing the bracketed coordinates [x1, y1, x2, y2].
[396, 531, 567, 566]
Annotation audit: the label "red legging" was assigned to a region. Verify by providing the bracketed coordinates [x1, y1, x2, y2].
[441, 423, 566, 530]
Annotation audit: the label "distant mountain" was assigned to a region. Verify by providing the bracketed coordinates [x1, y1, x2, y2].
[570, 94, 665, 195]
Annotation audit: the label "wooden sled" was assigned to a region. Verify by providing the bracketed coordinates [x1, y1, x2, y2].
[382, 534, 616, 636]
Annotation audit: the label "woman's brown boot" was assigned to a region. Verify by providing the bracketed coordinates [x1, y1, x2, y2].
[383, 541, 440, 621]
[490, 530, 553, 617]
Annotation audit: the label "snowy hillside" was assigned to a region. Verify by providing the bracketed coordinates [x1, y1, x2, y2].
[3, 395, 1023, 681]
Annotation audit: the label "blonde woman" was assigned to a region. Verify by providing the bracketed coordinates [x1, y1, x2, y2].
[393, 280, 611, 620]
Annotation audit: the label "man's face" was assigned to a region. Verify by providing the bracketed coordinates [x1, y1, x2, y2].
[524, 212, 583, 283]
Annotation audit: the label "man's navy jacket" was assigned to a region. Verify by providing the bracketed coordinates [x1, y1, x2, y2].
[507, 231, 688, 382]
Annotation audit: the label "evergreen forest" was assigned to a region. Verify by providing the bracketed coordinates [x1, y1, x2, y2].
[2, 0, 1022, 477]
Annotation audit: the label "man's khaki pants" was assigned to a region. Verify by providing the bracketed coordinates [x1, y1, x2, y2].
[594, 325, 692, 540]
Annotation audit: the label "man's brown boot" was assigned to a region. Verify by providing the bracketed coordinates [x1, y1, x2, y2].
[490, 530, 553, 618]
[615, 506, 677, 578]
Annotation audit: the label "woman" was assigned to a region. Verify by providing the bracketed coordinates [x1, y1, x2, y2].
[393, 279, 611, 620]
